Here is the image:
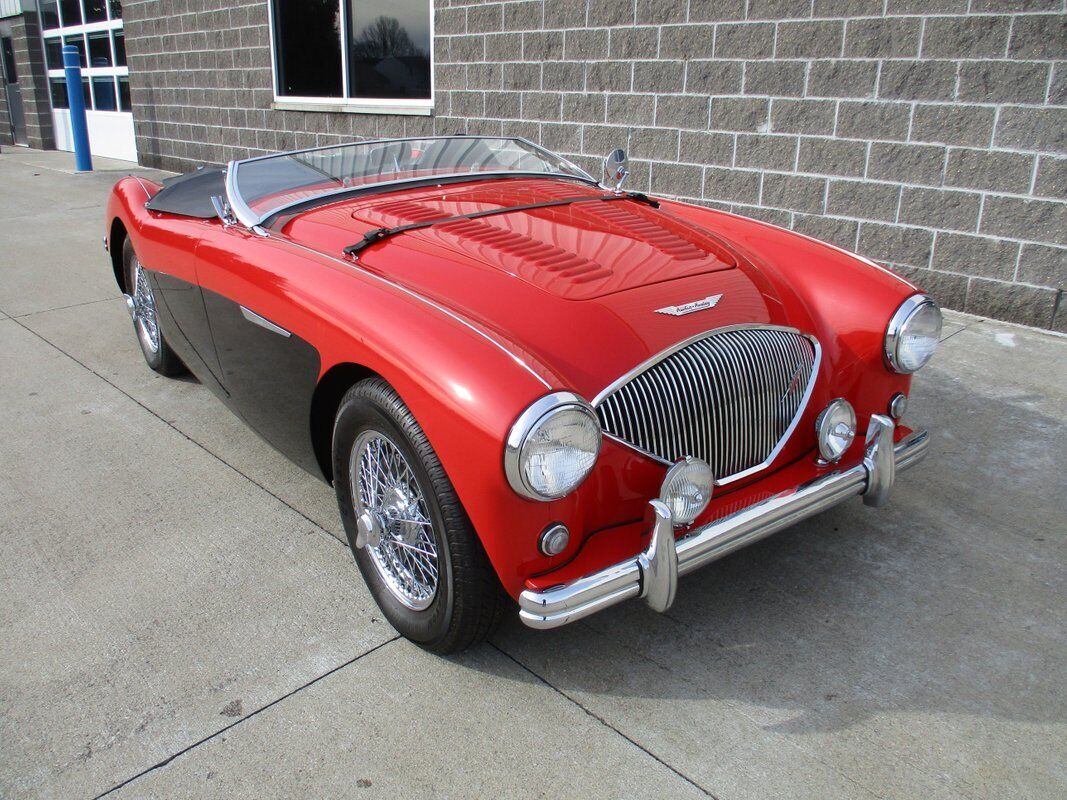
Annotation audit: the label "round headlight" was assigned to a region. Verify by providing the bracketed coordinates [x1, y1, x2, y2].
[505, 392, 601, 501]
[816, 398, 856, 462]
[660, 457, 714, 526]
[885, 294, 942, 373]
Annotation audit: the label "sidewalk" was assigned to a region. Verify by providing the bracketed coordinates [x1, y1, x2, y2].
[1, 148, 1065, 799]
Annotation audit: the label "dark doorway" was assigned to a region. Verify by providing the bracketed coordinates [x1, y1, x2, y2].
[1, 34, 28, 146]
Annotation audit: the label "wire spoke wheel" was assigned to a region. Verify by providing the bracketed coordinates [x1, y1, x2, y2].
[132, 259, 160, 355]
[350, 430, 440, 610]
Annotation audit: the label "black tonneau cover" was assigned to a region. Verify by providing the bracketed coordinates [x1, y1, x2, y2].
[144, 168, 225, 218]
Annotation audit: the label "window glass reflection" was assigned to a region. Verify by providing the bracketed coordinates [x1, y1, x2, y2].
[93, 76, 117, 110]
[118, 76, 131, 111]
[50, 77, 69, 109]
[272, 0, 342, 98]
[88, 31, 112, 68]
[58, 0, 82, 26]
[346, 0, 430, 99]
[64, 35, 86, 67]
[84, 0, 108, 23]
[44, 37, 63, 70]
[40, 0, 60, 30]
[113, 30, 126, 66]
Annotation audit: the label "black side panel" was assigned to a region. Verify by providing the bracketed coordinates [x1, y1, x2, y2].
[201, 287, 322, 476]
[151, 270, 226, 388]
[144, 169, 226, 218]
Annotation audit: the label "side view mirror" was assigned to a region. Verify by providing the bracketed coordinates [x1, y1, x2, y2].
[604, 148, 629, 192]
[211, 195, 237, 226]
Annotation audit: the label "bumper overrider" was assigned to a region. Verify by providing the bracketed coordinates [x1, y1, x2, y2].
[519, 415, 929, 629]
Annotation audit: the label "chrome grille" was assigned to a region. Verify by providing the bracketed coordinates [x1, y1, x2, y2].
[595, 328, 818, 481]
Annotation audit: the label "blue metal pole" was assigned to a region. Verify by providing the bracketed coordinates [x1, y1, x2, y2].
[61, 45, 92, 172]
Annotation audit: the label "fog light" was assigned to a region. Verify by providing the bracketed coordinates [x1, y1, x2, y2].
[816, 398, 856, 462]
[539, 523, 570, 556]
[888, 392, 908, 420]
[660, 456, 714, 526]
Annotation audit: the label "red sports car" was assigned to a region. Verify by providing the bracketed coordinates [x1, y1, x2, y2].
[104, 136, 939, 653]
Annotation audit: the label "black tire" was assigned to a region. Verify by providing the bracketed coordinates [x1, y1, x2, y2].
[122, 238, 185, 377]
[332, 378, 507, 654]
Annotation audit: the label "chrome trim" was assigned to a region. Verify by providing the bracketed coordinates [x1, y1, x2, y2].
[518, 424, 929, 629]
[538, 523, 570, 557]
[592, 325, 821, 487]
[225, 136, 597, 228]
[225, 159, 260, 229]
[504, 392, 601, 501]
[659, 456, 714, 525]
[210, 195, 237, 226]
[884, 293, 939, 374]
[655, 294, 723, 316]
[604, 148, 630, 192]
[638, 500, 678, 612]
[862, 415, 895, 507]
[240, 305, 291, 338]
[815, 397, 856, 462]
[889, 392, 908, 420]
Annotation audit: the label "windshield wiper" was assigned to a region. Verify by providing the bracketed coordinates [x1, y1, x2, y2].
[343, 192, 659, 258]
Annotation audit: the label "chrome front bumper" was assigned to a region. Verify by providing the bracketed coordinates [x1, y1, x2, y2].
[519, 415, 929, 630]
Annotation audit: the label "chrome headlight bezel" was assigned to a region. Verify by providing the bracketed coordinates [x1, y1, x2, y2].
[885, 294, 943, 374]
[504, 392, 602, 501]
[660, 456, 714, 526]
[815, 398, 857, 462]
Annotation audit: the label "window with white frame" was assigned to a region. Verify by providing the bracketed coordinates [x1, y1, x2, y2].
[39, 0, 129, 113]
[268, 0, 433, 112]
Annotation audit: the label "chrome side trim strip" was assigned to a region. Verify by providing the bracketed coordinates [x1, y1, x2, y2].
[518, 425, 929, 630]
[240, 305, 291, 338]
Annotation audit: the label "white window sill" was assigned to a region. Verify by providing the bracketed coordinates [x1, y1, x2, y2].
[272, 99, 433, 116]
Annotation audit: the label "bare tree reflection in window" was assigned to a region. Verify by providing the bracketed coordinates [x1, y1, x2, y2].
[347, 14, 431, 100]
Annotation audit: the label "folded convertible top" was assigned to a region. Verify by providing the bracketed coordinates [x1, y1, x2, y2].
[144, 167, 225, 218]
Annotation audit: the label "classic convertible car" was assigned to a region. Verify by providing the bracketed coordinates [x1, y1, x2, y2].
[104, 136, 939, 652]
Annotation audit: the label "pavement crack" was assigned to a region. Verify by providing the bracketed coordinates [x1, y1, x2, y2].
[488, 642, 719, 799]
[11, 297, 117, 319]
[91, 636, 400, 799]
[8, 316, 346, 551]
[939, 327, 967, 343]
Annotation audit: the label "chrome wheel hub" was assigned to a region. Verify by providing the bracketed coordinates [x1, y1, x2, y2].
[131, 260, 160, 354]
[350, 431, 439, 610]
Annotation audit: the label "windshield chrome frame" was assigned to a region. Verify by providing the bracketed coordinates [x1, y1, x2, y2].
[223, 135, 598, 229]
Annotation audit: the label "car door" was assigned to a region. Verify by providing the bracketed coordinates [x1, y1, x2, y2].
[193, 224, 322, 475]
[135, 215, 227, 394]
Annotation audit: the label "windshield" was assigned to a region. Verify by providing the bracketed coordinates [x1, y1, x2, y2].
[229, 136, 594, 224]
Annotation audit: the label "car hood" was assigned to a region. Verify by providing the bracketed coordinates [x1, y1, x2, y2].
[278, 178, 879, 398]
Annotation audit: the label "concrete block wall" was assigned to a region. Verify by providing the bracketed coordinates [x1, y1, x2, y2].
[122, 0, 1067, 330]
[6, 11, 54, 150]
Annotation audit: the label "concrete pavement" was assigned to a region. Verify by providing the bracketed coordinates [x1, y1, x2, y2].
[1, 148, 1065, 799]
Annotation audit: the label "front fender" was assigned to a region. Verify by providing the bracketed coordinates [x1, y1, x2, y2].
[203, 231, 596, 597]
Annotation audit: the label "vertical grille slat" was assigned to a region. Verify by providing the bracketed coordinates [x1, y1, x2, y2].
[595, 328, 818, 482]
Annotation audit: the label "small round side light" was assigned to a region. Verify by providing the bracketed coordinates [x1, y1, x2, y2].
[539, 523, 570, 556]
[816, 398, 857, 462]
[888, 392, 908, 420]
[660, 457, 714, 526]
